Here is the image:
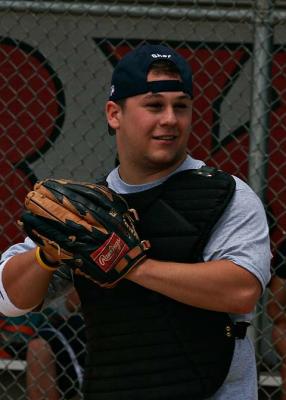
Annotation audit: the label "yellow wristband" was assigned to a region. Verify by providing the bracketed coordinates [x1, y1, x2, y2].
[35, 247, 58, 272]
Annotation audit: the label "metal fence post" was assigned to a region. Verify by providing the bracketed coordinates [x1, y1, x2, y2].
[249, 0, 273, 356]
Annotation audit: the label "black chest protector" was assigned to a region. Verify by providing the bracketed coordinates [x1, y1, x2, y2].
[75, 167, 237, 400]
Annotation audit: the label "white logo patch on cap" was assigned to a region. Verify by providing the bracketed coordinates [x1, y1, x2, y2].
[151, 53, 171, 59]
[110, 85, 115, 96]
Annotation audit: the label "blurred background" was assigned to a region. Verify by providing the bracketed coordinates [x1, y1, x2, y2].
[0, 1, 285, 399]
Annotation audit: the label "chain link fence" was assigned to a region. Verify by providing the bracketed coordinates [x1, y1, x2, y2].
[0, 1, 285, 399]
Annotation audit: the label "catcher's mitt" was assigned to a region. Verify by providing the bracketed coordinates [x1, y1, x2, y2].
[20, 179, 150, 288]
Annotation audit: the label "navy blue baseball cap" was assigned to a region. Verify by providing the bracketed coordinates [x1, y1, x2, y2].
[109, 43, 193, 101]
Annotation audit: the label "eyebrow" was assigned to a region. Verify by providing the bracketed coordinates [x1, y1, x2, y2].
[143, 93, 191, 100]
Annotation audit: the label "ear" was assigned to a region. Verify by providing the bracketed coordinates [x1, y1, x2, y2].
[106, 101, 121, 130]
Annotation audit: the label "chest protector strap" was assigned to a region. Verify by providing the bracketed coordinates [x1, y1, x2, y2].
[76, 167, 237, 400]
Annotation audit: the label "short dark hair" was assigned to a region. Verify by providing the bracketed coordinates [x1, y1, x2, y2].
[148, 59, 181, 77]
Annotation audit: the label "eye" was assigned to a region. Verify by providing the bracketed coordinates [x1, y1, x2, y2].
[146, 102, 163, 108]
[145, 102, 163, 110]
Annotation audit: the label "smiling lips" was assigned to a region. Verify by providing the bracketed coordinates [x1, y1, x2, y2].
[153, 135, 178, 141]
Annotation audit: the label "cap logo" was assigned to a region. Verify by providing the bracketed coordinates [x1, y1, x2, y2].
[151, 53, 171, 59]
[110, 85, 115, 97]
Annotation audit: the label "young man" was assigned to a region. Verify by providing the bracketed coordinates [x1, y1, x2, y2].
[0, 43, 271, 399]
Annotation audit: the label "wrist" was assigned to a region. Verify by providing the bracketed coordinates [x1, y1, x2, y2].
[40, 249, 59, 265]
[126, 257, 149, 282]
[34, 247, 60, 272]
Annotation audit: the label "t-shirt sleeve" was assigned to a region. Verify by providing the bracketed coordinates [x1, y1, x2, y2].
[0, 237, 36, 262]
[203, 176, 271, 291]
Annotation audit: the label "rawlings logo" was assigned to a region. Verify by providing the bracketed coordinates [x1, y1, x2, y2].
[98, 238, 122, 265]
[90, 233, 129, 272]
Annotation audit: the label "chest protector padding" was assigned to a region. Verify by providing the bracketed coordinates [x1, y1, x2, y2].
[75, 167, 237, 400]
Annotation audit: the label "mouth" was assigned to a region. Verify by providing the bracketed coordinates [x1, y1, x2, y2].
[153, 135, 177, 141]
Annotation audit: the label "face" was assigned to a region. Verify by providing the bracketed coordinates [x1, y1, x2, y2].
[106, 70, 192, 183]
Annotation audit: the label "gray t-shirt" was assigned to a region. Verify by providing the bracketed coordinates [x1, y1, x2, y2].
[107, 154, 271, 302]
[0, 155, 271, 399]
[106, 154, 271, 400]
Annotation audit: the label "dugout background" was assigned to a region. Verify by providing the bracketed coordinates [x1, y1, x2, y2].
[0, 1, 286, 399]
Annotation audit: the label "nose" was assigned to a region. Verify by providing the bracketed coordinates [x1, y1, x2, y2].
[160, 106, 177, 126]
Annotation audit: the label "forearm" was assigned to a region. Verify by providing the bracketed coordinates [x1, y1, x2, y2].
[127, 258, 261, 314]
[2, 248, 54, 310]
